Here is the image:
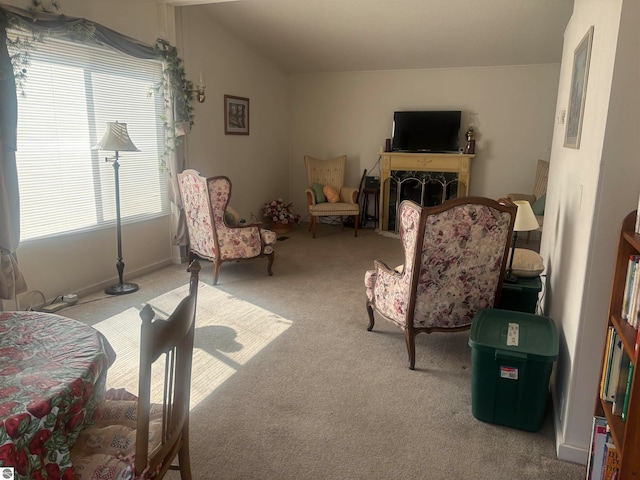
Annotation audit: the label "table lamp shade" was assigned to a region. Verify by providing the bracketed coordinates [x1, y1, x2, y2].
[513, 200, 540, 232]
[93, 122, 139, 152]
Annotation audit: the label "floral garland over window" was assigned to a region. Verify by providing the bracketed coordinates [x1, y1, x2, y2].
[263, 199, 301, 225]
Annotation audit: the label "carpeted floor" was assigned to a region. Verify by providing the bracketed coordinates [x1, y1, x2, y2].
[65, 222, 582, 480]
[93, 282, 293, 407]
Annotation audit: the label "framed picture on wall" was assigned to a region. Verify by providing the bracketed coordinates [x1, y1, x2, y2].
[224, 95, 250, 135]
[564, 26, 594, 149]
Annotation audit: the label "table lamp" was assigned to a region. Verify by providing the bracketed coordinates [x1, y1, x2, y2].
[93, 121, 140, 295]
[505, 200, 540, 283]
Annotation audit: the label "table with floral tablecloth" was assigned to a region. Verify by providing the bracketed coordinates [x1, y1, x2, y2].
[0, 311, 116, 480]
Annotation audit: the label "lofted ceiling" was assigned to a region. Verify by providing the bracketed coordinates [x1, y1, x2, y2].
[167, 0, 575, 73]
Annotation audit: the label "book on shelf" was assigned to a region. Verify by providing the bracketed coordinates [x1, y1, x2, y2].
[612, 350, 631, 416]
[604, 332, 623, 403]
[586, 416, 608, 480]
[635, 200, 640, 234]
[621, 255, 639, 320]
[602, 440, 619, 480]
[622, 361, 634, 421]
[626, 255, 640, 327]
[600, 326, 615, 400]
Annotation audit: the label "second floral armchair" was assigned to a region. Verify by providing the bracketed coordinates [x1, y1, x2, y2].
[178, 170, 276, 285]
[364, 197, 517, 369]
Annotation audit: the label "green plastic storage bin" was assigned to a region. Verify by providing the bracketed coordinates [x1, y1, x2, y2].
[468, 308, 558, 432]
[498, 275, 542, 314]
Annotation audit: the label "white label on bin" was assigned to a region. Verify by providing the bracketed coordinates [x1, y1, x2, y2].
[507, 323, 520, 346]
[500, 366, 519, 380]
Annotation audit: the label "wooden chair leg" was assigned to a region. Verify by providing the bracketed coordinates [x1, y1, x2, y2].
[213, 259, 221, 285]
[406, 329, 416, 370]
[366, 302, 375, 331]
[311, 216, 317, 238]
[177, 435, 193, 480]
[354, 215, 359, 237]
[266, 253, 274, 276]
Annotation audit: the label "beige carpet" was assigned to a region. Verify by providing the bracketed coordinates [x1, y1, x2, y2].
[94, 282, 292, 407]
[65, 223, 583, 480]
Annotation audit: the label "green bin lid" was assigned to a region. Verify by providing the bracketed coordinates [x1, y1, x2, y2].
[469, 308, 559, 361]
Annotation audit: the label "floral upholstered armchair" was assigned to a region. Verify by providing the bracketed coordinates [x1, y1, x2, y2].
[365, 197, 517, 369]
[178, 170, 276, 285]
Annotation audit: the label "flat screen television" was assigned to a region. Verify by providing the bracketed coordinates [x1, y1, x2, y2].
[391, 111, 461, 153]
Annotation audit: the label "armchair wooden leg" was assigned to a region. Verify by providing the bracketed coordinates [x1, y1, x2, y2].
[366, 302, 375, 331]
[405, 330, 416, 370]
[311, 216, 317, 238]
[213, 260, 221, 285]
[266, 253, 274, 276]
[354, 215, 359, 237]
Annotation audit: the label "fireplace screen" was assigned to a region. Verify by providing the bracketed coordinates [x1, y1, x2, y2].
[383, 171, 466, 232]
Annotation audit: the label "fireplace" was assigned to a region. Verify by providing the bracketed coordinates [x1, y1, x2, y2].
[378, 151, 475, 233]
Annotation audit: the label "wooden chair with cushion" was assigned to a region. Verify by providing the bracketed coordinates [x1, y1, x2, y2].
[178, 169, 276, 284]
[364, 198, 516, 369]
[70, 260, 201, 479]
[304, 154, 360, 238]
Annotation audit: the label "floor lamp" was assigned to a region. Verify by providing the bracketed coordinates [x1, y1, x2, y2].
[93, 121, 140, 295]
[504, 200, 540, 284]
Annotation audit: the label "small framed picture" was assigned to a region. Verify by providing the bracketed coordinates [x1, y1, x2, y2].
[224, 95, 249, 135]
[564, 26, 594, 149]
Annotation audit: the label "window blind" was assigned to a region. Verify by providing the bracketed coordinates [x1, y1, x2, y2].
[10, 31, 168, 241]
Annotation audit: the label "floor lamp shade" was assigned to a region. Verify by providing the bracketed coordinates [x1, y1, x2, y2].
[95, 122, 140, 152]
[93, 122, 140, 295]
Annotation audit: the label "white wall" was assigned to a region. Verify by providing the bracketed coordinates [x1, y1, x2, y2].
[179, 7, 290, 221]
[541, 0, 636, 464]
[288, 65, 560, 219]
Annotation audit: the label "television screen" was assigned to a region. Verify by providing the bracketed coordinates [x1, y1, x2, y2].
[391, 111, 461, 153]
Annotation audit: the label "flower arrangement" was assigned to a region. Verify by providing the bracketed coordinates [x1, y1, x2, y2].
[263, 199, 301, 225]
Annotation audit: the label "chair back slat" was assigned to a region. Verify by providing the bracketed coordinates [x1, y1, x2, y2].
[135, 260, 200, 477]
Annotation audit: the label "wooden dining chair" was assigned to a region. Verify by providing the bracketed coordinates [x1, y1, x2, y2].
[71, 260, 200, 479]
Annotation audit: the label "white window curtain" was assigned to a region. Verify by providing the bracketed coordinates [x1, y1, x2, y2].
[10, 33, 169, 240]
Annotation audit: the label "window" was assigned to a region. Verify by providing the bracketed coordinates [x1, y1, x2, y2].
[10, 32, 168, 241]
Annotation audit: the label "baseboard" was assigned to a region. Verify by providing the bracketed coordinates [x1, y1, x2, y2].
[556, 440, 588, 465]
[552, 397, 588, 465]
[72, 259, 174, 300]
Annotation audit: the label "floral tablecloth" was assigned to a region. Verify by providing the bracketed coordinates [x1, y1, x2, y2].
[0, 311, 116, 480]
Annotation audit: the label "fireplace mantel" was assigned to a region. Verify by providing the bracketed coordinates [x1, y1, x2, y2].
[378, 151, 475, 231]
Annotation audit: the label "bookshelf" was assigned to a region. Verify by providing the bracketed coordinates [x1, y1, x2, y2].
[591, 210, 640, 479]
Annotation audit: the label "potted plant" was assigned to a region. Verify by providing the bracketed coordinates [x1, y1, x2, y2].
[262, 198, 301, 233]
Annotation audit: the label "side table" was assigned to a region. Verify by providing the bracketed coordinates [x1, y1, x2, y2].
[361, 188, 380, 228]
[498, 275, 542, 314]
